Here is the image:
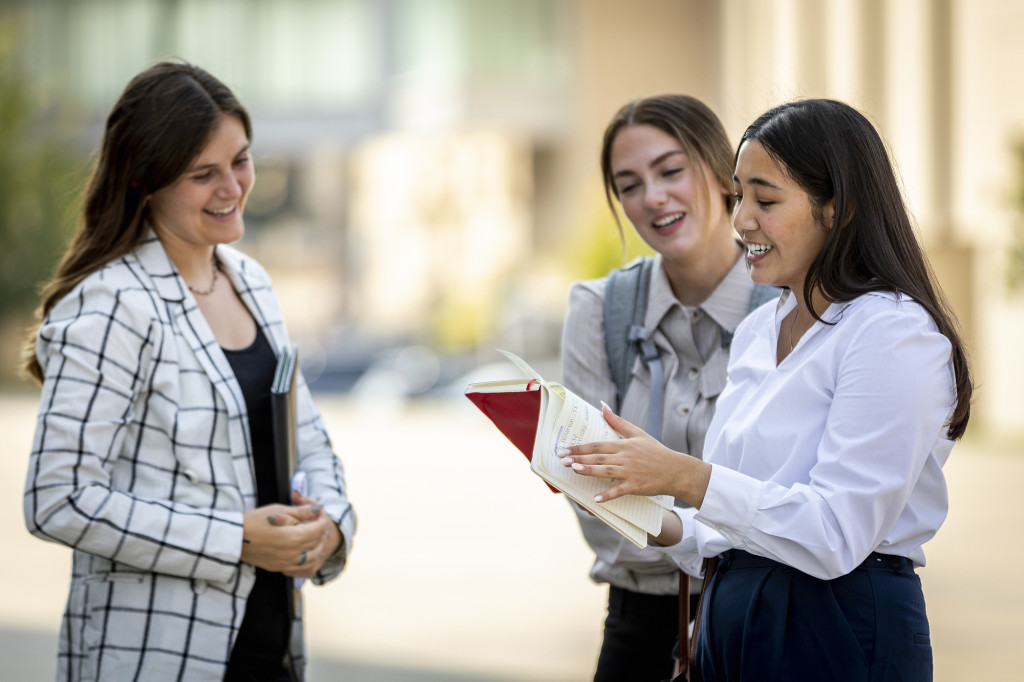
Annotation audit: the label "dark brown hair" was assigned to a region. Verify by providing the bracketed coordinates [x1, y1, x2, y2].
[23, 60, 251, 382]
[599, 94, 734, 250]
[740, 99, 972, 439]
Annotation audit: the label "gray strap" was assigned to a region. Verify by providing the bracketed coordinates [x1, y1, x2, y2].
[603, 257, 654, 413]
[628, 324, 664, 439]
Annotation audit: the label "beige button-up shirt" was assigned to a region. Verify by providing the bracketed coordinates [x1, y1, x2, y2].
[560, 251, 760, 594]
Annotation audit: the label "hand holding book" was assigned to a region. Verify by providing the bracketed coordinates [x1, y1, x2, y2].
[556, 402, 712, 515]
[466, 350, 673, 548]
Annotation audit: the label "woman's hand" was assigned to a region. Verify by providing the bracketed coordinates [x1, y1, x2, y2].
[240, 490, 343, 577]
[558, 404, 712, 508]
[279, 490, 344, 578]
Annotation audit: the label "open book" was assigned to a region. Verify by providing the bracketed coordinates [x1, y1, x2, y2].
[465, 350, 672, 548]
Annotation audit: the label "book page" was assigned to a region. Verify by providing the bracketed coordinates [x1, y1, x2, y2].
[496, 349, 544, 381]
[532, 384, 665, 538]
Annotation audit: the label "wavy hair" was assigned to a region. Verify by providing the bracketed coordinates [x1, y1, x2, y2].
[23, 61, 251, 382]
[740, 99, 972, 438]
[600, 94, 734, 251]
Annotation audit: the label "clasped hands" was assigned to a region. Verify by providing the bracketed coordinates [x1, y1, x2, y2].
[241, 489, 343, 578]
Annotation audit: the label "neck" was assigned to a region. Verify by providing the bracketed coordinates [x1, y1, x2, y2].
[156, 232, 217, 284]
[791, 286, 828, 325]
[662, 228, 741, 307]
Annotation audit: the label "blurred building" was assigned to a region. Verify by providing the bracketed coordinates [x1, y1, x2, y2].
[4, 0, 1024, 435]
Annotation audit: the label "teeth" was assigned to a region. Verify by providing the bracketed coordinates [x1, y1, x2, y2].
[747, 243, 773, 256]
[653, 213, 684, 228]
[206, 206, 234, 216]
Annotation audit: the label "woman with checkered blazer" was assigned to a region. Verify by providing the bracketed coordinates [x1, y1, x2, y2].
[22, 61, 356, 682]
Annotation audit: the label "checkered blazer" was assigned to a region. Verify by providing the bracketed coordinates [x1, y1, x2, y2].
[24, 232, 356, 681]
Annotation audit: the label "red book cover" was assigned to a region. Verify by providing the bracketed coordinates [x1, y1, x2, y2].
[465, 381, 559, 493]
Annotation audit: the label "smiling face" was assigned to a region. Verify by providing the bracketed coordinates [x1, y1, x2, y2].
[731, 139, 832, 294]
[609, 124, 731, 264]
[148, 113, 254, 255]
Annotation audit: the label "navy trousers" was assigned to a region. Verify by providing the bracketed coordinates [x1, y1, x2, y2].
[694, 550, 932, 682]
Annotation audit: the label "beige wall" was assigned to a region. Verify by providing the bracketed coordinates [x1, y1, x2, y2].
[544, 0, 724, 249]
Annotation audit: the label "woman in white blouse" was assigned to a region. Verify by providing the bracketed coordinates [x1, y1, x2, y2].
[22, 62, 354, 681]
[559, 99, 972, 681]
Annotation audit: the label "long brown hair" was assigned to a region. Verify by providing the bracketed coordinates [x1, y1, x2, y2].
[599, 94, 734, 251]
[740, 99, 972, 439]
[22, 61, 251, 383]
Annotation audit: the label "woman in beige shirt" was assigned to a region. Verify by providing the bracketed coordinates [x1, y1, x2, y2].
[561, 94, 774, 681]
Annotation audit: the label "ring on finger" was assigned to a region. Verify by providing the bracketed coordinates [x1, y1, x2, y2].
[298, 551, 307, 566]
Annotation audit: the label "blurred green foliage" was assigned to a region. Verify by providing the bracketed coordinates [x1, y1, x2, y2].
[567, 203, 655, 282]
[0, 44, 85, 320]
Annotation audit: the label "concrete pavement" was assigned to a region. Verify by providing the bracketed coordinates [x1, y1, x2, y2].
[2, 392, 1021, 680]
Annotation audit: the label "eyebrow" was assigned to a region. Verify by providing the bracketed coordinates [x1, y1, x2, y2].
[613, 149, 686, 178]
[732, 173, 782, 191]
[188, 142, 251, 173]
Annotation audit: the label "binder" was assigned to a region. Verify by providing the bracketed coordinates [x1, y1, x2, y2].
[271, 344, 299, 506]
[271, 344, 308, 597]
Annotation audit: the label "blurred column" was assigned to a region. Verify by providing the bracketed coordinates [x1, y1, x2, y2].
[859, 0, 887, 121]
[551, 0, 723, 257]
[922, 0, 976, 354]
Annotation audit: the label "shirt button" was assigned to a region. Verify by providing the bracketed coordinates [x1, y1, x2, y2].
[676, 404, 691, 416]
[690, 310, 701, 323]
[687, 367, 699, 381]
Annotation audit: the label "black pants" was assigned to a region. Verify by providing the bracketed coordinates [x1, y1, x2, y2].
[594, 586, 700, 682]
[695, 550, 931, 682]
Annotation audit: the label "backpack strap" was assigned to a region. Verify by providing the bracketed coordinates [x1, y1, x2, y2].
[603, 257, 664, 439]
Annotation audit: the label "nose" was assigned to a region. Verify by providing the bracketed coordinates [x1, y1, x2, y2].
[218, 170, 245, 199]
[731, 197, 754, 236]
[644, 181, 668, 209]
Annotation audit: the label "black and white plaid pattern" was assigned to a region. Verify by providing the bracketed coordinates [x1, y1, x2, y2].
[24, 232, 356, 681]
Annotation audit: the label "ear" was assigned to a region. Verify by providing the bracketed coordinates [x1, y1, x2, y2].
[821, 197, 835, 231]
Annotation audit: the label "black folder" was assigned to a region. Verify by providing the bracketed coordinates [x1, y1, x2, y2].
[271, 344, 299, 506]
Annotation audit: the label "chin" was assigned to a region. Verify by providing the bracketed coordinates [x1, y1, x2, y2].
[749, 266, 781, 288]
[214, 221, 246, 244]
[656, 235, 706, 262]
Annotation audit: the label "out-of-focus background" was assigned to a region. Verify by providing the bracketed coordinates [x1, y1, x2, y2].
[1, 0, 1022, 680]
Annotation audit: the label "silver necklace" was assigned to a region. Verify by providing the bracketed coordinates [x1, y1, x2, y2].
[187, 256, 219, 296]
[789, 306, 801, 352]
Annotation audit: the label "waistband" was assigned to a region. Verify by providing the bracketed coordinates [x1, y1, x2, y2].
[717, 549, 913, 573]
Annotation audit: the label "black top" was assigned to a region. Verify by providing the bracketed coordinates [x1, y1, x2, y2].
[222, 327, 293, 682]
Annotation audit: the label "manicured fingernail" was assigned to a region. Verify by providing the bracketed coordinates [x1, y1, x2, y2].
[559, 457, 572, 466]
[556, 448, 571, 456]
[600, 401, 610, 410]
[594, 494, 604, 502]
[571, 463, 585, 471]
[267, 514, 278, 523]
[311, 503, 323, 513]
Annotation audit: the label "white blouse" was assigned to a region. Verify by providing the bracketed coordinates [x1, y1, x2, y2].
[661, 289, 957, 580]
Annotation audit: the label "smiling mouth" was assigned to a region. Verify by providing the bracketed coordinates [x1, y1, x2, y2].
[746, 243, 773, 257]
[653, 212, 685, 230]
[205, 206, 236, 217]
